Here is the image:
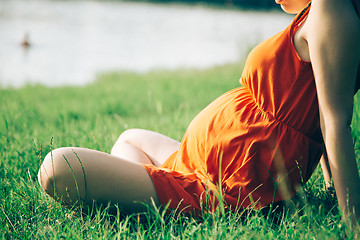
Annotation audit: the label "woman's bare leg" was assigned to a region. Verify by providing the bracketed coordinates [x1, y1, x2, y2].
[111, 129, 180, 167]
[38, 147, 160, 213]
[38, 129, 180, 213]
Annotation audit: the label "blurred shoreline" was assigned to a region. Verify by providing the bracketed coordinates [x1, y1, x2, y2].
[125, 0, 278, 9]
[0, 0, 288, 88]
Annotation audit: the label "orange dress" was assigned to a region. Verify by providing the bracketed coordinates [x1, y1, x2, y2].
[143, 6, 359, 213]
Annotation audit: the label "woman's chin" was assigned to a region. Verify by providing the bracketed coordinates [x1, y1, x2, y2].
[280, 5, 300, 14]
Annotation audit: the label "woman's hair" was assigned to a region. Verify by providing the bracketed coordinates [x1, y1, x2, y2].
[352, 0, 360, 17]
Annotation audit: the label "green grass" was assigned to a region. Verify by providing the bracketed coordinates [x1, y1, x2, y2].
[1, 63, 359, 239]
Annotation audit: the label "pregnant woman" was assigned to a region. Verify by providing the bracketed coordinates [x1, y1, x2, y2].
[38, 0, 360, 224]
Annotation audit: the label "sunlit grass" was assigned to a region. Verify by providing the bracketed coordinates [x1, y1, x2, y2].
[1, 63, 359, 239]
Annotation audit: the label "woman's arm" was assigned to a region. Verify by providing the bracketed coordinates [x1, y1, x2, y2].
[306, 0, 360, 224]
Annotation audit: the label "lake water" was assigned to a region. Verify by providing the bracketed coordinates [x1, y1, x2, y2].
[0, 0, 292, 88]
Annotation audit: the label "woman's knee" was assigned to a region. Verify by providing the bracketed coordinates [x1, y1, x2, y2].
[38, 147, 84, 200]
[111, 129, 142, 151]
[118, 129, 143, 142]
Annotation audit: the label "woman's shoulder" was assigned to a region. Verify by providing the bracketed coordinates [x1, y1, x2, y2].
[303, 0, 360, 43]
[304, 0, 360, 94]
[307, 0, 360, 24]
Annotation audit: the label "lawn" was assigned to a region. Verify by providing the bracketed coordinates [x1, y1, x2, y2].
[1, 62, 359, 239]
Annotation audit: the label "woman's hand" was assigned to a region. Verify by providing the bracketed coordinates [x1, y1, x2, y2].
[305, 0, 360, 226]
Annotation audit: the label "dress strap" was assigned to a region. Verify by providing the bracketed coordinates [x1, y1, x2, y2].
[295, 2, 312, 23]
